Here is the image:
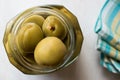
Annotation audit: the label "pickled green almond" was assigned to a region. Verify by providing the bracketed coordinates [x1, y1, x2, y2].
[16, 23, 44, 53]
[34, 37, 67, 66]
[22, 15, 45, 27]
[42, 16, 67, 40]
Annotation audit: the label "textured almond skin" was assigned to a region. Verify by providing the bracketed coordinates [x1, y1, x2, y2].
[34, 37, 67, 66]
[16, 23, 44, 53]
[42, 16, 67, 40]
[22, 15, 45, 27]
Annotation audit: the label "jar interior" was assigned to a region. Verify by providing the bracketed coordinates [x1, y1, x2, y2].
[10, 7, 75, 73]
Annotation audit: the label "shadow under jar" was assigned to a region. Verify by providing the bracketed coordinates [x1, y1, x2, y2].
[3, 5, 83, 74]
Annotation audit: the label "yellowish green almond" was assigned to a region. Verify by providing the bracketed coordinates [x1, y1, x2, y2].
[22, 15, 45, 27]
[34, 37, 67, 66]
[16, 23, 44, 53]
[42, 16, 67, 40]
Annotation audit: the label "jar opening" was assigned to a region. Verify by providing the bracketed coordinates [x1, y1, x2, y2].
[9, 6, 76, 73]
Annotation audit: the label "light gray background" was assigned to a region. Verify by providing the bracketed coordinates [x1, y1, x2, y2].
[0, 0, 120, 80]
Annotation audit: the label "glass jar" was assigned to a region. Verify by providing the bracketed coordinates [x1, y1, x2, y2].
[3, 5, 83, 74]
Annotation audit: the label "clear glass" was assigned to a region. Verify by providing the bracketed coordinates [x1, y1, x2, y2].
[3, 5, 83, 74]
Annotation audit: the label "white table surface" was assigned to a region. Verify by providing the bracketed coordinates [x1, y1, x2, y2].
[1, 0, 120, 80]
